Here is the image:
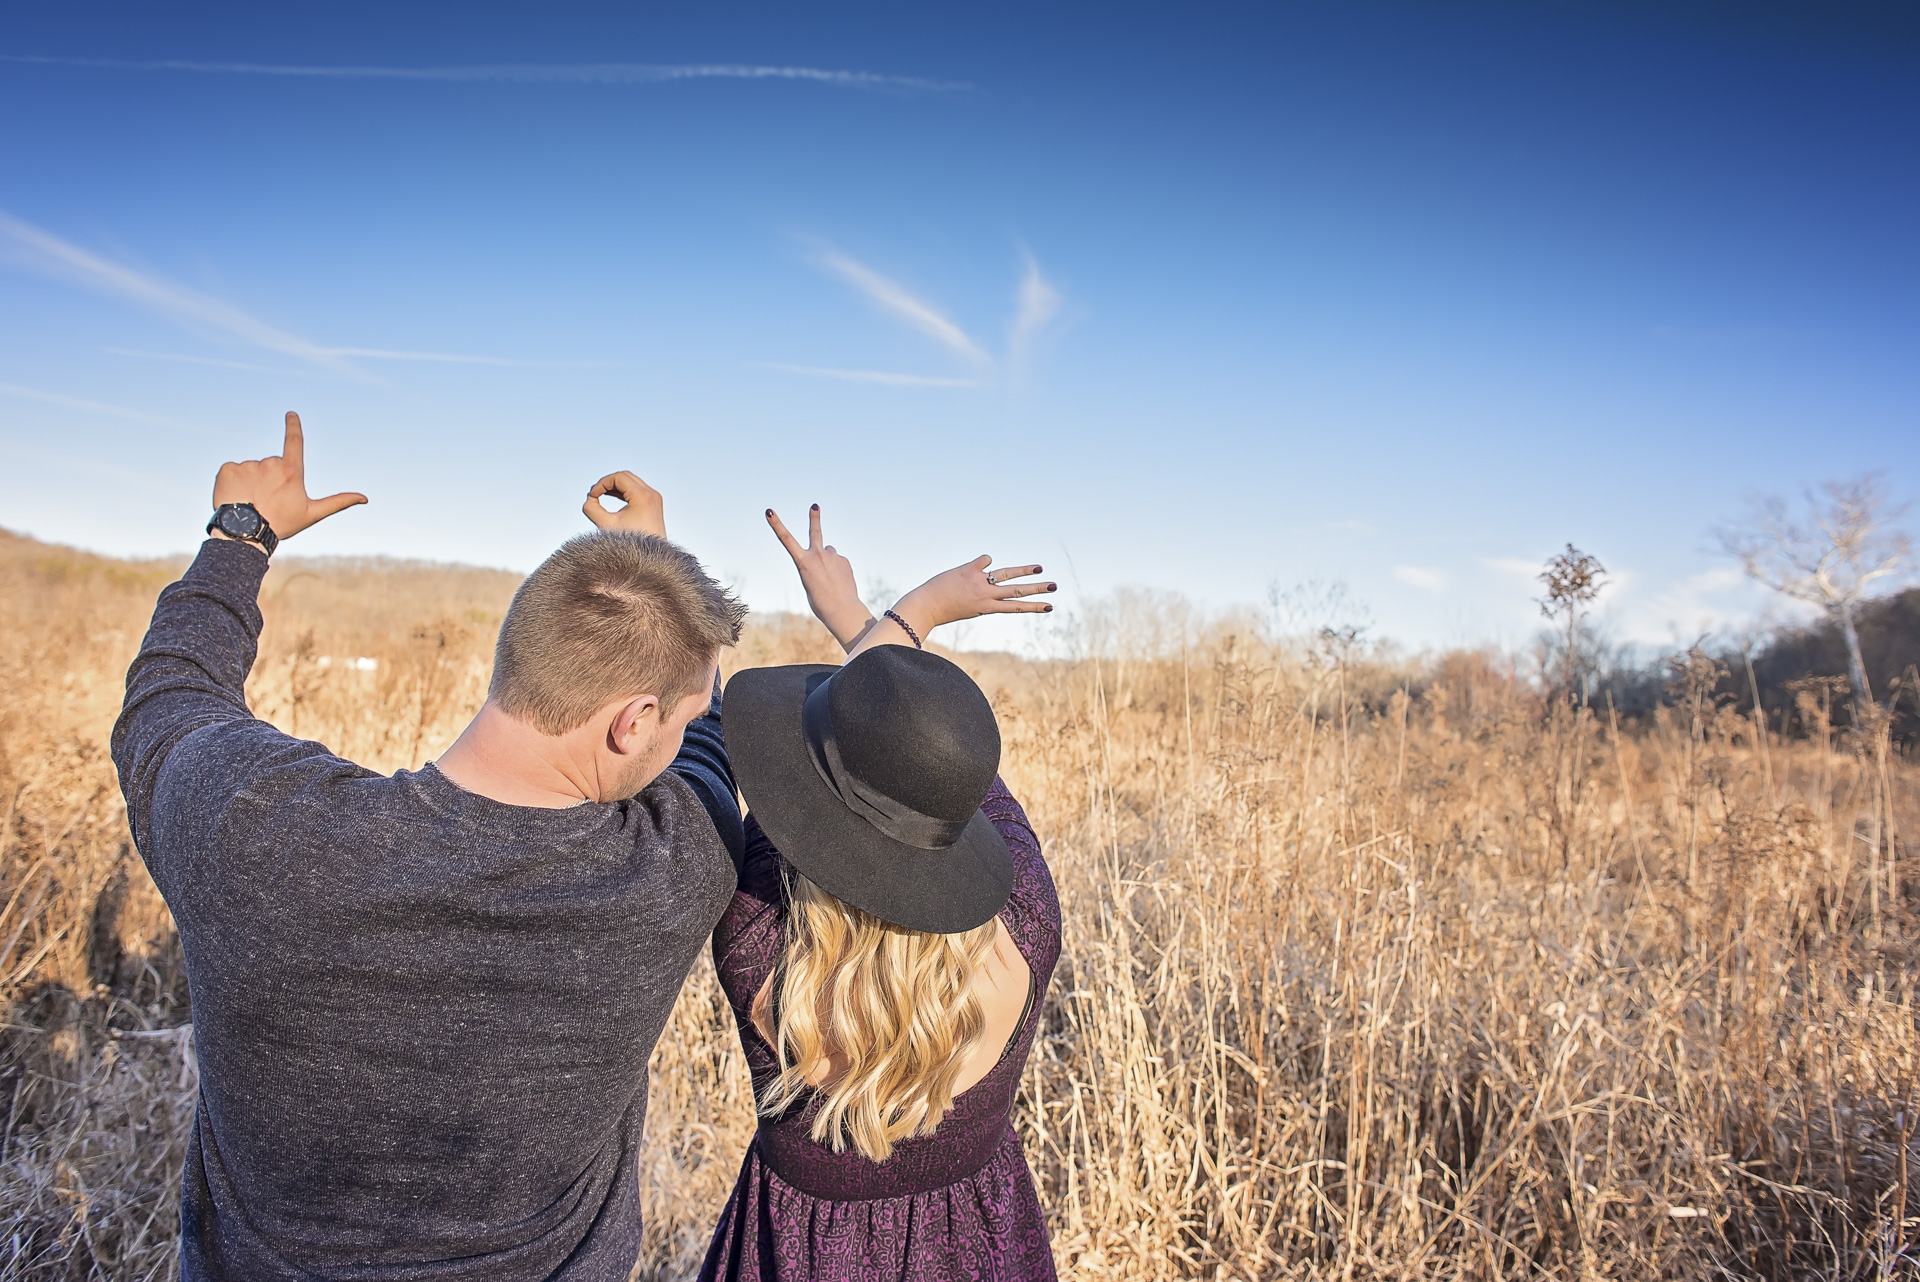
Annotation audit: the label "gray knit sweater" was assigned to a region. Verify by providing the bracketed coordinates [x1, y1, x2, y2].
[111, 539, 744, 1280]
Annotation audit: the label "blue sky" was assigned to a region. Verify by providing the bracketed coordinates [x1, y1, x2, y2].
[2, 1, 1915, 653]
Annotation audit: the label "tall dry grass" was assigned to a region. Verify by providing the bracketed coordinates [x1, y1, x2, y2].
[1, 528, 1914, 1279]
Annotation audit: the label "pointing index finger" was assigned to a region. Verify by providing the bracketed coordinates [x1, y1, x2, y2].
[282, 411, 304, 468]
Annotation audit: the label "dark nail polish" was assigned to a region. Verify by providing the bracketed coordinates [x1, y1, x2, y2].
[811, 503, 820, 510]
[765, 509, 773, 517]
[1034, 566, 1043, 573]
[1044, 604, 1054, 612]
[1049, 583, 1059, 592]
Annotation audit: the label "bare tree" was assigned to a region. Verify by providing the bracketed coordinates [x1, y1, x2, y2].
[1721, 474, 1910, 707]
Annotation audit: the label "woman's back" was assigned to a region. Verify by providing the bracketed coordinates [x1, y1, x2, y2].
[746, 890, 1031, 1102]
[701, 779, 1060, 1278]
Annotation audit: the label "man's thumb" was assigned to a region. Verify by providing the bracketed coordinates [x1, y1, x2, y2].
[313, 492, 370, 519]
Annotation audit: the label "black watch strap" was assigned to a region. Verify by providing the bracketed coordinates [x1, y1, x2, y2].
[207, 503, 280, 556]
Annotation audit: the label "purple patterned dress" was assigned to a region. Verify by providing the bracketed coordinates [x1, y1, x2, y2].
[698, 780, 1061, 1281]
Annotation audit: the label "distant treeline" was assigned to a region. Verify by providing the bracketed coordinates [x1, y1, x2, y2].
[1589, 588, 1920, 744]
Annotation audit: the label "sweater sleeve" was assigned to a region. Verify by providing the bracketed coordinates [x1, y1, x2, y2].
[110, 539, 277, 863]
[667, 672, 744, 874]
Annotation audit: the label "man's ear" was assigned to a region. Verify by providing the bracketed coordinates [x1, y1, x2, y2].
[607, 694, 663, 754]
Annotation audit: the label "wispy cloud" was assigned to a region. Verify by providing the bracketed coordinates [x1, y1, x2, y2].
[1393, 565, 1448, 594]
[105, 346, 314, 376]
[786, 243, 1073, 389]
[104, 344, 603, 371]
[1, 55, 969, 93]
[0, 210, 364, 376]
[327, 347, 618, 367]
[1609, 566, 1766, 645]
[1007, 251, 1062, 374]
[0, 381, 209, 433]
[810, 249, 993, 365]
[761, 363, 980, 388]
[4, 211, 579, 376]
[1482, 556, 1542, 582]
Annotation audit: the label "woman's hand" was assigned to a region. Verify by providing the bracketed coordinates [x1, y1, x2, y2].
[768, 505, 877, 651]
[852, 557, 1057, 658]
[584, 471, 667, 538]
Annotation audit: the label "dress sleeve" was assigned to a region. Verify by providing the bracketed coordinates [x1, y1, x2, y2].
[982, 778, 1061, 981]
[708, 815, 788, 1017]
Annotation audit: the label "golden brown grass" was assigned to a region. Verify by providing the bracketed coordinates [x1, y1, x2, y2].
[2, 528, 1914, 1279]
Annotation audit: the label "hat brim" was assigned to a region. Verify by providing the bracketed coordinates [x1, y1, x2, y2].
[723, 664, 1013, 935]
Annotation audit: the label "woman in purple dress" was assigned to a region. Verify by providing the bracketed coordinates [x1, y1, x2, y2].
[699, 506, 1061, 1281]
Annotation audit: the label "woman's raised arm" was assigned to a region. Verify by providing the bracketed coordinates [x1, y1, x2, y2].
[766, 505, 1056, 659]
[767, 505, 876, 650]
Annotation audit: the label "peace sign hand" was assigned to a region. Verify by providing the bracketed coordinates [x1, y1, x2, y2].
[767, 504, 875, 650]
[210, 411, 367, 540]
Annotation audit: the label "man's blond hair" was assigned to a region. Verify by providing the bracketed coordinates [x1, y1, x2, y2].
[490, 532, 746, 735]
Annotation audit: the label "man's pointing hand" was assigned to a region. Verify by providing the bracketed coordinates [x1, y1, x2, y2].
[211, 411, 368, 540]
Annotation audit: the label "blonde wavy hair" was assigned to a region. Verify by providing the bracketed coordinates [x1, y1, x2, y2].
[762, 869, 1000, 1162]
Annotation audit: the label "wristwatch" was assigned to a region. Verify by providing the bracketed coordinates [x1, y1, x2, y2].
[206, 503, 280, 556]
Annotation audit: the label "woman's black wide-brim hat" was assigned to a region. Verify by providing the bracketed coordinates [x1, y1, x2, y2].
[723, 646, 1013, 935]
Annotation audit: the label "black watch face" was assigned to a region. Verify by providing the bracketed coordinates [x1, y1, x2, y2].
[220, 506, 263, 539]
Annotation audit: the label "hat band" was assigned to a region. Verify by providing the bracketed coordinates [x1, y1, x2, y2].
[801, 682, 971, 851]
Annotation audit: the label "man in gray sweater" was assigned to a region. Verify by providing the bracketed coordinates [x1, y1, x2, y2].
[112, 413, 748, 1279]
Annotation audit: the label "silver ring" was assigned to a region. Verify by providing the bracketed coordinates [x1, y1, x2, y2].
[985, 571, 999, 585]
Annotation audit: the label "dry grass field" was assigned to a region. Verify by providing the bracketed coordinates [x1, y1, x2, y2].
[2, 526, 1916, 1280]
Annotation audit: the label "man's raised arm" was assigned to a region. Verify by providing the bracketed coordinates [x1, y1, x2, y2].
[111, 412, 366, 856]
[670, 671, 743, 873]
[581, 469, 744, 871]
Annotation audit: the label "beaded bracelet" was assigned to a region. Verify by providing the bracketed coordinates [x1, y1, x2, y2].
[882, 609, 923, 649]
